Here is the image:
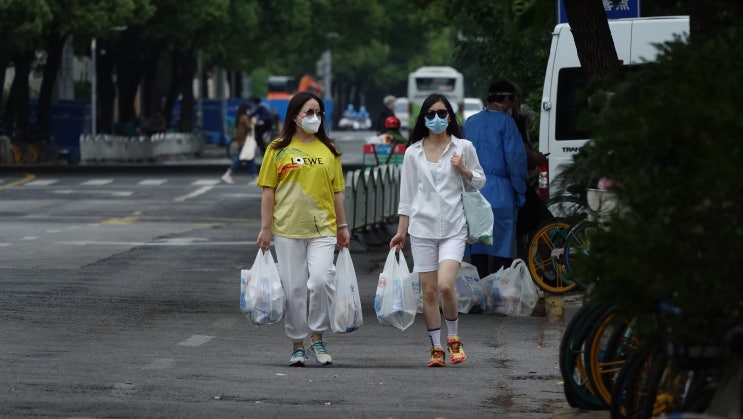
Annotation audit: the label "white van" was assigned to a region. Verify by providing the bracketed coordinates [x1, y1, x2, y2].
[538, 16, 689, 199]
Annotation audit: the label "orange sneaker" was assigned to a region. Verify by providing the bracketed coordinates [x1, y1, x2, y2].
[446, 336, 467, 364]
[427, 346, 446, 367]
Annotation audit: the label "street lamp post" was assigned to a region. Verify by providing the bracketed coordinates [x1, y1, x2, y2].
[90, 38, 97, 138]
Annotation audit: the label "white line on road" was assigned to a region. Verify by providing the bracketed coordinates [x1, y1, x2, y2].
[25, 179, 58, 186]
[174, 185, 213, 202]
[193, 179, 220, 186]
[53, 189, 133, 197]
[178, 335, 215, 347]
[58, 240, 258, 246]
[80, 179, 113, 186]
[143, 358, 176, 370]
[138, 179, 168, 186]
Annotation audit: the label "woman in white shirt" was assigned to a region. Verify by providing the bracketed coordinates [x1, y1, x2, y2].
[389, 94, 486, 367]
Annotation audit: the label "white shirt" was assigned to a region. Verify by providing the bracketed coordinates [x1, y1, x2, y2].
[398, 136, 486, 239]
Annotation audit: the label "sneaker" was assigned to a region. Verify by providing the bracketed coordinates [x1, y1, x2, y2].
[288, 348, 307, 367]
[310, 339, 333, 366]
[446, 336, 467, 364]
[221, 173, 234, 184]
[428, 346, 446, 367]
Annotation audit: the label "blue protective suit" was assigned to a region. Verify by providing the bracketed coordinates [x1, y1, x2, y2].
[462, 109, 527, 258]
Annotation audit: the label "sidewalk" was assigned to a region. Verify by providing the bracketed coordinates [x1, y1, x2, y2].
[351, 241, 606, 418]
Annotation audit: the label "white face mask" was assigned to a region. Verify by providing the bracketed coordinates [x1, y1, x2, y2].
[299, 115, 321, 134]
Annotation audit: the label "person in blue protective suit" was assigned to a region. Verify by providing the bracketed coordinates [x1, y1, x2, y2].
[462, 81, 527, 278]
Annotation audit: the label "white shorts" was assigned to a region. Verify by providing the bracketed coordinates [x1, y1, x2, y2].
[409, 228, 467, 273]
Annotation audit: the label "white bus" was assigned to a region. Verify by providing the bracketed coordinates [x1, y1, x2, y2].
[407, 66, 464, 123]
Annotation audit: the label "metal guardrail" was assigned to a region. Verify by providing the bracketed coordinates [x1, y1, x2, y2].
[79, 132, 205, 162]
[344, 164, 400, 251]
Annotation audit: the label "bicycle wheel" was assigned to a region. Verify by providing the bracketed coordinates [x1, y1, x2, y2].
[560, 301, 613, 410]
[639, 350, 690, 418]
[563, 220, 593, 290]
[226, 139, 241, 160]
[526, 218, 576, 294]
[586, 311, 637, 405]
[610, 345, 659, 419]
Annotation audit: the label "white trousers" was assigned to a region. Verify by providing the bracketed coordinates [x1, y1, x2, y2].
[273, 235, 337, 341]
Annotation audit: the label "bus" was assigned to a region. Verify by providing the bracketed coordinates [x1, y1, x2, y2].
[407, 66, 464, 123]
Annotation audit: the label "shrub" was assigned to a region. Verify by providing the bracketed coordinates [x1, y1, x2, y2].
[567, 30, 743, 344]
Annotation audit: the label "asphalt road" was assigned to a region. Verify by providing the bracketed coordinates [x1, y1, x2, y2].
[0, 137, 601, 418]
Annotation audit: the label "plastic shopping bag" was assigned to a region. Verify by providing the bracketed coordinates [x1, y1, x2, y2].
[330, 248, 363, 333]
[462, 186, 494, 245]
[454, 262, 485, 313]
[374, 248, 417, 331]
[482, 259, 538, 316]
[240, 249, 285, 326]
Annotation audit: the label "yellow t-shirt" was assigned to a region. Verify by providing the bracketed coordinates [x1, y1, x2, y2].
[257, 137, 345, 238]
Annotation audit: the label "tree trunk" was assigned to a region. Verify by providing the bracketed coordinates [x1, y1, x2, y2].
[0, 53, 9, 118]
[164, 50, 184, 132]
[562, 0, 620, 82]
[2, 50, 34, 132]
[177, 54, 196, 132]
[37, 31, 67, 133]
[116, 53, 145, 129]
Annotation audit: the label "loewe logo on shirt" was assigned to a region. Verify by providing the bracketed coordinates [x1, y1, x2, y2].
[291, 157, 324, 165]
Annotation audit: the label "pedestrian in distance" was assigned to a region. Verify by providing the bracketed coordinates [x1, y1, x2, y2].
[389, 93, 486, 367]
[377, 95, 396, 134]
[462, 81, 528, 278]
[249, 97, 274, 155]
[379, 116, 407, 145]
[221, 102, 258, 184]
[255, 91, 351, 367]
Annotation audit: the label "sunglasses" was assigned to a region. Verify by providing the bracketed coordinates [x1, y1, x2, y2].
[424, 109, 448, 120]
[301, 109, 324, 118]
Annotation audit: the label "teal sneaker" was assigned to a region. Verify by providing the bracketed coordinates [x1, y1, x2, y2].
[310, 339, 333, 366]
[289, 348, 307, 367]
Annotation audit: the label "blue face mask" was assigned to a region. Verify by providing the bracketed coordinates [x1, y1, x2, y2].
[425, 116, 448, 134]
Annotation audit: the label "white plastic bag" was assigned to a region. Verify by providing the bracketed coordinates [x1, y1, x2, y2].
[374, 249, 417, 331]
[462, 187, 494, 245]
[454, 262, 485, 313]
[239, 128, 257, 161]
[330, 248, 363, 333]
[241, 249, 285, 325]
[483, 259, 538, 316]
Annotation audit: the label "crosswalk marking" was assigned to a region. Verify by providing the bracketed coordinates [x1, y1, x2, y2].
[25, 179, 58, 186]
[177, 335, 215, 347]
[193, 179, 220, 186]
[138, 179, 168, 186]
[80, 179, 113, 186]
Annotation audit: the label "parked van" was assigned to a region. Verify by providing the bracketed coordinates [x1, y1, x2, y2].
[538, 16, 689, 199]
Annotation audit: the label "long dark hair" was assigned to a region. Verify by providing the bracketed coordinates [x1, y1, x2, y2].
[270, 91, 340, 157]
[235, 103, 250, 128]
[408, 93, 463, 145]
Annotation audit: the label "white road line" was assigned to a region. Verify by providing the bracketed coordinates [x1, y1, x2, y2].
[58, 240, 258, 246]
[177, 335, 215, 347]
[193, 179, 220, 186]
[211, 318, 238, 329]
[25, 179, 58, 186]
[0, 243, 10, 247]
[80, 179, 113, 186]
[138, 179, 168, 186]
[54, 189, 133, 197]
[143, 358, 176, 370]
[21, 236, 38, 240]
[174, 185, 212, 202]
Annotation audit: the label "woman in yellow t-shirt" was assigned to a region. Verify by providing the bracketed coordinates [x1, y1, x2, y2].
[256, 92, 350, 367]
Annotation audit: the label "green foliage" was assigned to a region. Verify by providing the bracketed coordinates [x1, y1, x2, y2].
[0, 0, 52, 53]
[569, 30, 743, 344]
